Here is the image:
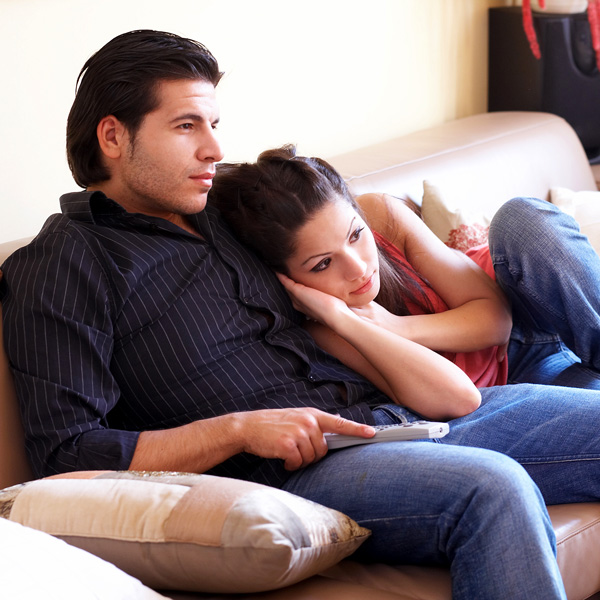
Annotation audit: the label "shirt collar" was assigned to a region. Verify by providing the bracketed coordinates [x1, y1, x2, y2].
[60, 190, 126, 224]
[60, 190, 220, 245]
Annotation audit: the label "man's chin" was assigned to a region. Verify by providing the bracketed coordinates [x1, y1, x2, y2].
[181, 195, 208, 215]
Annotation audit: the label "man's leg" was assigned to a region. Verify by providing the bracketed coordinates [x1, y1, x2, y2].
[489, 197, 600, 384]
[283, 440, 565, 600]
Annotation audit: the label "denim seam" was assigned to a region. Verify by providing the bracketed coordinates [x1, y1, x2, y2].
[358, 514, 442, 525]
[515, 456, 600, 465]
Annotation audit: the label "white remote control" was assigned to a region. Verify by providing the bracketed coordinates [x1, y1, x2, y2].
[324, 421, 449, 450]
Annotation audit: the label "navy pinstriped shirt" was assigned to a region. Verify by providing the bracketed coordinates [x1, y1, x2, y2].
[0, 191, 384, 487]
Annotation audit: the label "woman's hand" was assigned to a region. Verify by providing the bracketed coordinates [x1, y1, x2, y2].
[350, 300, 397, 328]
[276, 272, 353, 328]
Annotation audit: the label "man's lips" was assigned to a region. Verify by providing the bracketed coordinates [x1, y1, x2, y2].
[190, 172, 215, 187]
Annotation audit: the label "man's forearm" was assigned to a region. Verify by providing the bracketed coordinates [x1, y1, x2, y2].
[129, 407, 375, 474]
[129, 413, 244, 473]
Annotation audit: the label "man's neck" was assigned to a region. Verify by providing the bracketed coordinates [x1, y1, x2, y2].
[86, 185, 202, 238]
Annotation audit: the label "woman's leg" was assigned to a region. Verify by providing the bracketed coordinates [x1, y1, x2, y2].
[489, 197, 600, 386]
[446, 383, 600, 504]
[283, 438, 565, 600]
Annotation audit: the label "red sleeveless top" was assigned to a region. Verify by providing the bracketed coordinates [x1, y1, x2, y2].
[375, 233, 508, 388]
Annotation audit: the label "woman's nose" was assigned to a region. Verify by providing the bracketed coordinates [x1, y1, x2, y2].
[344, 252, 367, 280]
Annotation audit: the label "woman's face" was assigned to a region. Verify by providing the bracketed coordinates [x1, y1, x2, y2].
[285, 198, 381, 307]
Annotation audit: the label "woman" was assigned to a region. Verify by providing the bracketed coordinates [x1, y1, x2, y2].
[210, 145, 600, 419]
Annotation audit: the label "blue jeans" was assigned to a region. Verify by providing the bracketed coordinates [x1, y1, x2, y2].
[283, 198, 600, 599]
[490, 196, 600, 389]
[283, 396, 568, 599]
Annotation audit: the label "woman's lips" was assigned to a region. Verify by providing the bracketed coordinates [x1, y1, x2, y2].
[352, 274, 375, 295]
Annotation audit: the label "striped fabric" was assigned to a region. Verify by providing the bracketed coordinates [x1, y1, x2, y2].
[0, 191, 384, 487]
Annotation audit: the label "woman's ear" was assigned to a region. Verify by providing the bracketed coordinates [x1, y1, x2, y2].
[96, 115, 127, 160]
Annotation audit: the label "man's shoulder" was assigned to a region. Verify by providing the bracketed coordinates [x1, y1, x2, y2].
[1, 208, 113, 288]
[10, 212, 96, 254]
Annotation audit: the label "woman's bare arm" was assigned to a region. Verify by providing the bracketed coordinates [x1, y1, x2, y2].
[279, 275, 481, 421]
[357, 193, 512, 354]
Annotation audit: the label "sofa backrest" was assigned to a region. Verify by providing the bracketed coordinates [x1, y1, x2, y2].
[0, 237, 34, 488]
[328, 111, 597, 215]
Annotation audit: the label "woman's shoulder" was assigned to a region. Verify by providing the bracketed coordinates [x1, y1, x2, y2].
[357, 192, 420, 252]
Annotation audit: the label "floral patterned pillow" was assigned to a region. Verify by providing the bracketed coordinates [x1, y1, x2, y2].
[421, 180, 493, 252]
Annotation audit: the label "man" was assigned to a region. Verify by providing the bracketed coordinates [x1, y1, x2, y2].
[0, 30, 583, 598]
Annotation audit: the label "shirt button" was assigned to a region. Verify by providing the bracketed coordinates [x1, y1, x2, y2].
[308, 374, 317, 382]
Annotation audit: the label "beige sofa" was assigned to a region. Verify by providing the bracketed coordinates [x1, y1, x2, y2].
[2, 111, 600, 600]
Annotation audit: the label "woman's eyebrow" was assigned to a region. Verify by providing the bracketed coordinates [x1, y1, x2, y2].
[300, 217, 357, 266]
[345, 216, 357, 238]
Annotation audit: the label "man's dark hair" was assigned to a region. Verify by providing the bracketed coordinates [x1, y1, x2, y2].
[66, 30, 223, 188]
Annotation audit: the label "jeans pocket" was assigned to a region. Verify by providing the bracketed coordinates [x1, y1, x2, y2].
[372, 404, 421, 425]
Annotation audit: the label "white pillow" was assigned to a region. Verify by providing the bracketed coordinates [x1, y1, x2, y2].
[0, 517, 165, 600]
[550, 187, 600, 256]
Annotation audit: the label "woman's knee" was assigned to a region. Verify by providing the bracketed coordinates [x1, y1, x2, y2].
[491, 197, 542, 238]
[489, 196, 568, 260]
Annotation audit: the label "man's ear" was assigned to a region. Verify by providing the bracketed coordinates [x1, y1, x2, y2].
[96, 115, 128, 160]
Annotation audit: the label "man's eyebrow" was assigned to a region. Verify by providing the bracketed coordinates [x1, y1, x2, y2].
[300, 217, 356, 266]
[170, 113, 220, 125]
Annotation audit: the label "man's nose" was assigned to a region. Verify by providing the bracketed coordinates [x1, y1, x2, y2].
[197, 128, 224, 163]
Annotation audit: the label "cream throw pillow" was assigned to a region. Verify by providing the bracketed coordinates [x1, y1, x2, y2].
[0, 471, 370, 594]
[421, 180, 493, 252]
[550, 187, 600, 256]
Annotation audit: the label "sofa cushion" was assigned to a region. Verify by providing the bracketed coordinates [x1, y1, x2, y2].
[550, 187, 600, 256]
[0, 470, 370, 594]
[0, 516, 166, 599]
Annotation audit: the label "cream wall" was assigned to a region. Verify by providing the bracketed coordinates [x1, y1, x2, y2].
[0, 0, 513, 241]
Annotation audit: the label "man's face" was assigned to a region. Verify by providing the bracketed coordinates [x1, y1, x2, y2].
[113, 79, 223, 222]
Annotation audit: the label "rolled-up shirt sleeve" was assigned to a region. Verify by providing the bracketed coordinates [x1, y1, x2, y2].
[1, 227, 140, 478]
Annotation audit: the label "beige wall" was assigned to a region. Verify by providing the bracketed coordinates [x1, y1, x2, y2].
[0, 0, 513, 241]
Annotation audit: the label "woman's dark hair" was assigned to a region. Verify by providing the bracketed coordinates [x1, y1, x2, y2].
[210, 145, 432, 316]
[66, 30, 223, 188]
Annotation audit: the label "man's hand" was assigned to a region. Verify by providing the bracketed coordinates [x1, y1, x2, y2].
[238, 407, 376, 471]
